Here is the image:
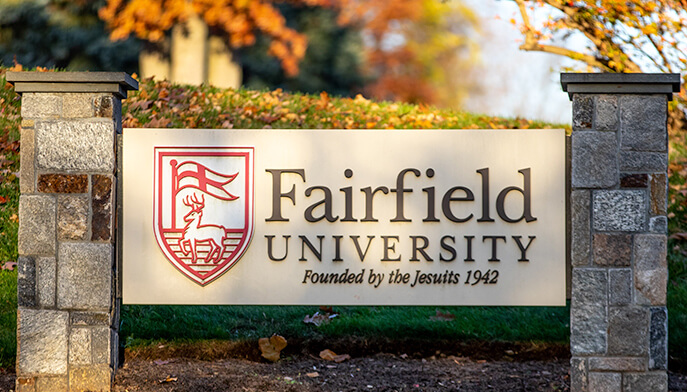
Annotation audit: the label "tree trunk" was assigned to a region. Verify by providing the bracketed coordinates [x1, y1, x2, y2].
[207, 35, 242, 89]
[139, 41, 170, 81]
[171, 13, 208, 85]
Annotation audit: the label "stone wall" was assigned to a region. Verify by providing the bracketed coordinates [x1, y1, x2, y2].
[8, 72, 137, 392]
[563, 73, 679, 392]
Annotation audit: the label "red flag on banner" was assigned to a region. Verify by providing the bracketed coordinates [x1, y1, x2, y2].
[172, 160, 239, 201]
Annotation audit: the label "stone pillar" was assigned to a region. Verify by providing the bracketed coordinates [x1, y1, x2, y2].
[562, 73, 680, 392]
[7, 72, 137, 392]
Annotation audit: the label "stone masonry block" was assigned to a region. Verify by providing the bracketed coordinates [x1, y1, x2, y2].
[37, 257, 56, 308]
[620, 151, 667, 172]
[20, 127, 35, 193]
[57, 243, 112, 310]
[572, 131, 618, 188]
[71, 312, 110, 326]
[592, 234, 631, 266]
[18, 195, 56, 256]
[588, 372, 621, 392]
[69, 327, 91, 365]
[17, 256, 36, 307]
[609, 269, 632, 305]
[573, 94, 593, 131]
[571, 269, 607, 355]
[21, 93, 62, 118]
[16, 377, 35, 392]
[17, 308, 68, 374]
[650, 173, 667, 216]
[92, 327, 111, 364]
[588, 357, 646, 372]
[62, 93, 95, 118]
[57, 195, 89, 240]
[592, 190, 645, 232]
[571, 190, 591, 266]
[620, 95, 667, 152]
[635, 234, 667, 270]
[595, 95, 618, 131]
[623, 372, 667, 392]
[650, 216, 668, 234]
[608, 306, 649, 356]
[92, 174, 113, 242]
[35, 376, 68, 392]
[35, 120, 114, 171]
[570, 357, 588, 392]
[94, 95, 114, 118]
[650, 307, 668, 370]
[38, 174, 88, 193]
[620, 173, 648, 188]
[635, 269, 667, 306]
[69, 365, 112, 392]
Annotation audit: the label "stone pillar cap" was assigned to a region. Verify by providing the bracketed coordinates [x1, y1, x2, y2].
[6, 71, 138, 98]
[561, 73, 681, 101]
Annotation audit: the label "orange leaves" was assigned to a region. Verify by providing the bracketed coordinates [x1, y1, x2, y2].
[99, 0, 333, 76]
[514, 0, 687, 76]
[121, 76, 560, 132]
[258, 335, 287, 362]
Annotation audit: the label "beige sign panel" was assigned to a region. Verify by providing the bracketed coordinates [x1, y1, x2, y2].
[123, 129, 566, 305]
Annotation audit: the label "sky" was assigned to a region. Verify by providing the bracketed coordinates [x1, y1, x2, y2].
[462, 1, 573, 124]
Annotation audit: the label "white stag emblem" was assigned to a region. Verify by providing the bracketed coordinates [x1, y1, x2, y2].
[180, 193, 227, 264]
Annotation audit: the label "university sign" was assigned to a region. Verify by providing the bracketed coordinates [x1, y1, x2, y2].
[123, 128, 566, 305]
[10, 72, 675, 392]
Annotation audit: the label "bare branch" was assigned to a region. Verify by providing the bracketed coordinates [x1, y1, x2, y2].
[519, 40, 612, 71]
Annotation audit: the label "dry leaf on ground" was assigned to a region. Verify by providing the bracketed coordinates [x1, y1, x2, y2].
[669, 233, 687, 241]
[429, 310, 455, 321]
[158, 376, 177, 384]
[1, 262, 16, 271]
[319, 349, 351, 363]
[259, 335, 287, 362]
[303, 311, 338, 326]
[306, 372, 319, 378]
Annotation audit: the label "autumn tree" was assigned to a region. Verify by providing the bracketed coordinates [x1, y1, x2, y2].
[99, 0, 479, 106]
[509, 0, 687, 129]
[336, 0, 479, 106]
[99, 0, 332, 78]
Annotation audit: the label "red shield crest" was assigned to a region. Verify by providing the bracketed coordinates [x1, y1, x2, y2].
[153, 147, 254, 286]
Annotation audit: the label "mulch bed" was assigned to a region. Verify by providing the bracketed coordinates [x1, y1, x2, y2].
[2, 339, 687, 391]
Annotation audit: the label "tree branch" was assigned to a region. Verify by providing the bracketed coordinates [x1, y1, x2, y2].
[519, 40, 612, 71]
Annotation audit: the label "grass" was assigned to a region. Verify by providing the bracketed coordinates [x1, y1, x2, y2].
[0, 270, 16, 368]
[121, 304, 570, 348]
[668, 241, 687, 371]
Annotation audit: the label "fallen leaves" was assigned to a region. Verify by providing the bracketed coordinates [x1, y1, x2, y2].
[670, 233, 687, 241]
[158, 376, 177, 384]
[319, 349, 350, 363]
[429, 310, 455, 322]
[259, 335, 287, 362]
[1, 261, 16, 271]
[119, 76, 562, 134]
[303, 311, 338, 327]
[304, 306, 338, 327]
